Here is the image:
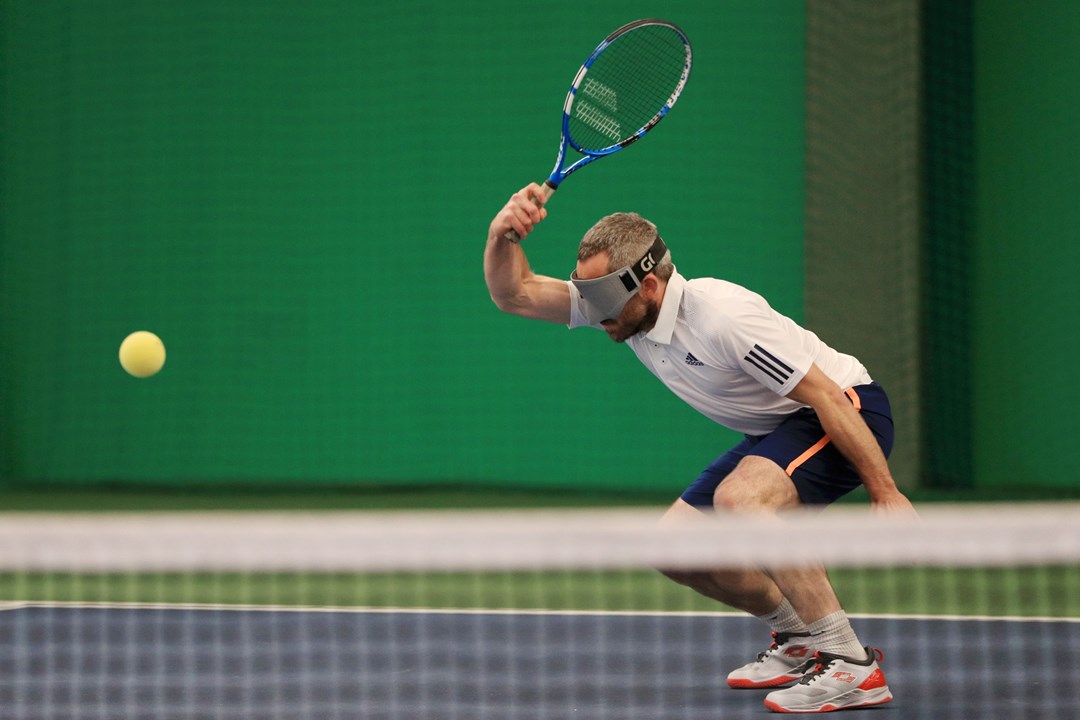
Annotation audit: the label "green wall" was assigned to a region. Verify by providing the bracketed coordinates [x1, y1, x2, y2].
[0, 2, 806, 491]
[972, 2, 1080, 488]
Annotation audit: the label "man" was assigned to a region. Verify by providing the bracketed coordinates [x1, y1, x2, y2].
[484, 184, 916, 714]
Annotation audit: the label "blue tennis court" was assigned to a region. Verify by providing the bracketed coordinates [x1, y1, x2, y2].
[2, 605, 1078, 719]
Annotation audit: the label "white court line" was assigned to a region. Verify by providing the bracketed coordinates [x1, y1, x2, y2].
[2, 600, 1078, 624]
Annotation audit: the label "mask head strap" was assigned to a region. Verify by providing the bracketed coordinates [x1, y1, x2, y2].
[570, 235, 668, 323]
[626, 234, 668, 286]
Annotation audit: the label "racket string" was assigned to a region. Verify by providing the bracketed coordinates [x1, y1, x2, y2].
[569, 25, 689, 152]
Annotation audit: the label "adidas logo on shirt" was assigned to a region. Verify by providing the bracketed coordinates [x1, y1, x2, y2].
[685, 353, 704, 366]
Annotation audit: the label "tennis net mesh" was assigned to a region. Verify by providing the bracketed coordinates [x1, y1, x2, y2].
[1, 504, 1078, 719]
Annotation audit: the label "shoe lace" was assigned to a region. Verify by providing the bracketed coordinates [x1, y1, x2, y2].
[795, 648, 884, 685]
[796, 652, 837, 685]
[753, 631, 780, 661]
[756, 631, 803, 663]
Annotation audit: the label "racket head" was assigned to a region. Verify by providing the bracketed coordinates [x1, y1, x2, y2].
[563, 20, 692, 158]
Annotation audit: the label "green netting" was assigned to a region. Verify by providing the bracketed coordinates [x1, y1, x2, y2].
[0, 1, 805, 492]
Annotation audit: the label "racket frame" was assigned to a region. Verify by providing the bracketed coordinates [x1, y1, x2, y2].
[503, 18, 691, 242]
[547, 18, 692, 189]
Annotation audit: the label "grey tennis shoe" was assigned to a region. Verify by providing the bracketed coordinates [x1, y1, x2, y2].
[763, 647, 892, 713]
[727, 631, 815, 689]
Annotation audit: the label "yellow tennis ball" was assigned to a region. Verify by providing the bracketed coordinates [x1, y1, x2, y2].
[119, 331, 166, 378]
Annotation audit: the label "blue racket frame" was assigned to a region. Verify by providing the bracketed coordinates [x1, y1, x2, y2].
[545, 18, 693, 190]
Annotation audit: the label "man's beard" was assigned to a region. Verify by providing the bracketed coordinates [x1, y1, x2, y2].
[608, 297, 660, 343]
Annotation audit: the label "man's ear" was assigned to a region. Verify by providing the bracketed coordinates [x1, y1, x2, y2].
[640, 274, 662, 301]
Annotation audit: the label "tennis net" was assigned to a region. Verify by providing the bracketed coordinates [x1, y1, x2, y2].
[1, 504, 1078, 719]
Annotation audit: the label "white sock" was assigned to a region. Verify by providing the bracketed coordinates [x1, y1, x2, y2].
[757, 597, 808, 634]
[806, 611, 868, 661]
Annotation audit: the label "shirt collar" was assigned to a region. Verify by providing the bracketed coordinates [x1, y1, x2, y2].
[644, 271, 685, 345]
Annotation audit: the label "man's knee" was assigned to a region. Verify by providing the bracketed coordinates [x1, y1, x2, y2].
[714, 456, 800, 512]
[656, 499, 714, 584]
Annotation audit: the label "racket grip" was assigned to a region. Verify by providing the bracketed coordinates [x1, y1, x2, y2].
[503, 181, 557, 244]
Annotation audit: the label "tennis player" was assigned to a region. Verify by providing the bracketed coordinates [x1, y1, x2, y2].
[484, 184, 917, 713]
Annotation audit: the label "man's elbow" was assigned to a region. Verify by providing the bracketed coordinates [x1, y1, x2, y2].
[489, 290, 528, 316]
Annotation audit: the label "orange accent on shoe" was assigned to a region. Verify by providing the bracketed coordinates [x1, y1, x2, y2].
[728, 674, 801, 689]
[858, 668, 888, 691]
[764, 695, 893, 714]
[822, 696, 893, 712]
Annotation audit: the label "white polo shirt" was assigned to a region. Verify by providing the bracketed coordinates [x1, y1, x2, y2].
[567, 272, 872, 435]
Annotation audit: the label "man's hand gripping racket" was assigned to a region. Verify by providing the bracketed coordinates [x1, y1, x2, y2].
[503, 19, 693, 243]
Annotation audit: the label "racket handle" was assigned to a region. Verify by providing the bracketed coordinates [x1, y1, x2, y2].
[503, 181, 557, 243]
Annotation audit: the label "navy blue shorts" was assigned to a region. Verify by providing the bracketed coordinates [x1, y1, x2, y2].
[680, 383, 894, 507]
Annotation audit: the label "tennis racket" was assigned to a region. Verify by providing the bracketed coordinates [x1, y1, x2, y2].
[506, 18, 692, 243]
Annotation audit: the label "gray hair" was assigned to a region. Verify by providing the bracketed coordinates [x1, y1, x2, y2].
[577, 212, 674, 280]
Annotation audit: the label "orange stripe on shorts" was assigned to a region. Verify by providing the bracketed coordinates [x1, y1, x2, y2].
[783, 387, 863, 477]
